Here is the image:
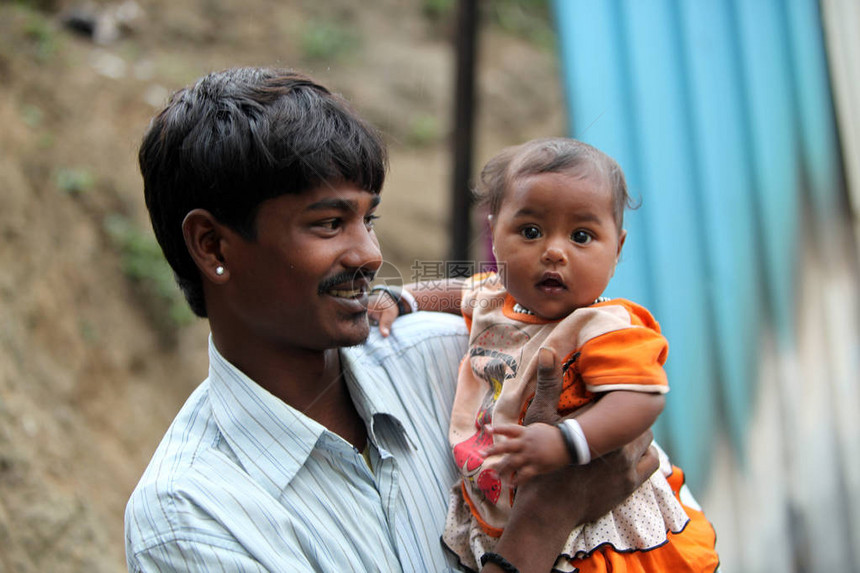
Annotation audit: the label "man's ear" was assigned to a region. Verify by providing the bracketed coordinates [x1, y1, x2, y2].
[182, 209, 230, 283]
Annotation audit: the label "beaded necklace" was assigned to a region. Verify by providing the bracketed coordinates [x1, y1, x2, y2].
[512, 297, 609, 316]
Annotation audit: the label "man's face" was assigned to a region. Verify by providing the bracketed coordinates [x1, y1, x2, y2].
[221, 182, 383, 351]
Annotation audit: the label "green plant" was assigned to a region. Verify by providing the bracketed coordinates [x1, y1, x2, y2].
[300, 19, 358, 62]
[422, 0, 455, 20]
[488, 0, 555, 50]
[407, 113, 442, 147]
[78, 319, 98, 343]
[21, 7, 58, 61]
[103, 214, 195, 329]
[55, 167, 95, 195]
[20, 104, 43, 128]
[12, 0, 60, 10]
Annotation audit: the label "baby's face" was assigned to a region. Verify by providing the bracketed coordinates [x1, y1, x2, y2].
[491, 171, 625, 320]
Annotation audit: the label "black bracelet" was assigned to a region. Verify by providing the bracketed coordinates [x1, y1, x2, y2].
[480, 552, 520, 573]
[370, 285, 410, 316]
[557, 421, 580, 465]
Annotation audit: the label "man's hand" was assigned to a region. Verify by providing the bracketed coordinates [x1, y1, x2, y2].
[524, 347, 566, 425]
[484, 346, 576, 485]
[482, 346, 659, 573]
[519, 346, 659, 523]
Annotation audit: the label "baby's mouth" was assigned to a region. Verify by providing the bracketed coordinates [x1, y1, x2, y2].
[537, 273, 566, 290]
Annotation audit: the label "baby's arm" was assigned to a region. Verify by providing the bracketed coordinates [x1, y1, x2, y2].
[575, 390, 664, 457]
[367, 279, 464, 336]
[489, 390, 664, 485]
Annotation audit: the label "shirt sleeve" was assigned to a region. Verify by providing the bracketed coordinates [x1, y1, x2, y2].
[130, 540, 273, 573]
[576, 300, 669, 394]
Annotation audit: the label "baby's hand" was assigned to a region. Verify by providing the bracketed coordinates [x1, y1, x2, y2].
[366, 290, 401, 337]
[485, 423, 571, 485]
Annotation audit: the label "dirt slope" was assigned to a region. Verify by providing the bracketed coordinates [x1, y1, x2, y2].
[0, 1, 562, 570]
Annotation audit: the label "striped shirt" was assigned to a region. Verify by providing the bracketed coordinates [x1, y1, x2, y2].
[125, 312, 469, 572]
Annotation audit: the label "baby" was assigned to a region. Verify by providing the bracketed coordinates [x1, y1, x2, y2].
[370, 138, 719, 572]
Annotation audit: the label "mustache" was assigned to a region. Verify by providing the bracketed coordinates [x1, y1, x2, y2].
[317, 268, 376, 293]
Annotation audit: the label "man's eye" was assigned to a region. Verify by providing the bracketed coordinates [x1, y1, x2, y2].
[320, 219, 342, 230]
[571, 230, 592, 244]
[365, 215, 379, 229]
[520, 226, 541, 240]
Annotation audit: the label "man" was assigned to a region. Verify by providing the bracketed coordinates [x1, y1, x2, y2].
[125, 67, 657, 572]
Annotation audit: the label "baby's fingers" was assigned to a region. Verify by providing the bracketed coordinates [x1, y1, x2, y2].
[366, 296, 400, 337]
[376, 306, 399, 337]
[491, 452, 527, 477]
[483, 424, 525, 456]
[487, 423, 525, 439]
[484, 439, 525, 459]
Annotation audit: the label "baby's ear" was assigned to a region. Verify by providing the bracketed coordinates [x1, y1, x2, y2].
[610, 229, 627, 278]
[616, 228, 627, 259]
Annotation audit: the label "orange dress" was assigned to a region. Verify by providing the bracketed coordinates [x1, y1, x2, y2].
[442, 273, 719, 572]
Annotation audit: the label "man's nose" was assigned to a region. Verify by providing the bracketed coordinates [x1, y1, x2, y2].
[344, 225, 383, 273]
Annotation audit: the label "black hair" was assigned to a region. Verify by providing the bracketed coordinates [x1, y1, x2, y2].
[475, 137, 634, 230]
[139, 67, 387, 317]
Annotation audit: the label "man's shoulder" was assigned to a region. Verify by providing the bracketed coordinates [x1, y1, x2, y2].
[125, 382, 234, 546]
[343, 311, 467, 417]
[357, 311, 468, 362]
[125, 439, 257, 569]
[391, 310, 468, 338]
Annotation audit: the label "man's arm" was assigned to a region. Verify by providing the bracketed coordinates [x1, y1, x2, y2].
[481, 347, 660, 573]
[130, 540, 270, 573]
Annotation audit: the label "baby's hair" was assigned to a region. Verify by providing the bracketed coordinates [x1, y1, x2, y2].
[476, 137, 635, 231]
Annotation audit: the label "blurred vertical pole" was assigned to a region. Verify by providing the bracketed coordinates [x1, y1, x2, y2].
[449, 0, 479, 269]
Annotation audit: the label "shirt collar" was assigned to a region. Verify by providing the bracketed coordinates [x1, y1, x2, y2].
[341, 344, 417, 451]
[207, 337, 326, 498]
[207, 337, 414, 498]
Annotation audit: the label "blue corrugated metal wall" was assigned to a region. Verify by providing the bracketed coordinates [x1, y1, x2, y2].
[552, 0, 842, 489]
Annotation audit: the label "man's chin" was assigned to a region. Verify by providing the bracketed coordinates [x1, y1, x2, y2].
[332, 333, 370, 348]
[327, 315, 371, 348]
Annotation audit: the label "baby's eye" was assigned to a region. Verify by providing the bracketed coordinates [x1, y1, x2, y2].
[571, 230, 593, 244]
[520, 225, 541, 240]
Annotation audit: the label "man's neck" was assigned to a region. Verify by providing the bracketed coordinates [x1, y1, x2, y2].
[212, 334, 367, 449]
